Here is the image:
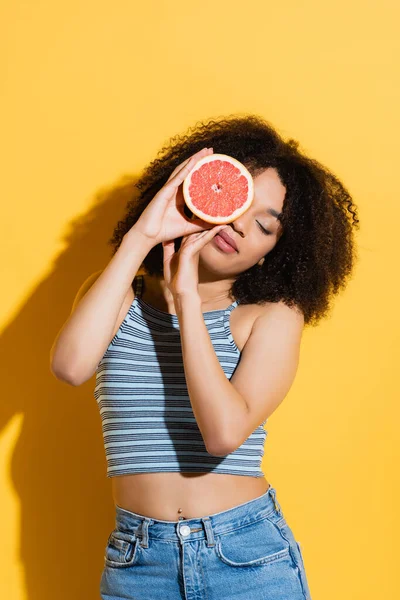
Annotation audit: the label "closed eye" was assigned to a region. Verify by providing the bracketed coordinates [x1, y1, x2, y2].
[257, 221, 273, 235]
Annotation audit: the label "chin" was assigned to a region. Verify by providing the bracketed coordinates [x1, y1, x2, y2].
[198, 246, 241, 277]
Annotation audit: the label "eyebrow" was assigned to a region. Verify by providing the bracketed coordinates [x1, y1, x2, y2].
[267, 207, 283, 221]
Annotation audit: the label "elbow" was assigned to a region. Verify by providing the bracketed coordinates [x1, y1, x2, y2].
[206, 437, 237, 458]
[50, 363, 81, 386]
[50, 362, 96, 387]
[50, 347, 91, 387]
[50, 363, 96, 387]
[50, 369, 80, 387]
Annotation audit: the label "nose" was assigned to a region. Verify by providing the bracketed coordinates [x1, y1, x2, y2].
[228, 219, 244, 237]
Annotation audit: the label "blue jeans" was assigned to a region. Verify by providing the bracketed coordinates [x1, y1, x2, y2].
[100, 484, 312, 599]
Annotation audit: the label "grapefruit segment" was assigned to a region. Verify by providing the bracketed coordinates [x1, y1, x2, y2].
[182, 153, 254, 224]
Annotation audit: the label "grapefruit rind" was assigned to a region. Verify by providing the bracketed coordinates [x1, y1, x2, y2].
[182, 153, 254, 224]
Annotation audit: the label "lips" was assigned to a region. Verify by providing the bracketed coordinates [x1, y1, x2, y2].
[217, 228, 238, 251]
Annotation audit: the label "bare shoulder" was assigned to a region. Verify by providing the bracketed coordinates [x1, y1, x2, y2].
[109, 271, 148, 337]
[70, 268, 146, 315]
[69, 270, 145, 341]
[231, 300, 304, 353]
[244, 300, 304, 354]
[253, 300, 304, 329]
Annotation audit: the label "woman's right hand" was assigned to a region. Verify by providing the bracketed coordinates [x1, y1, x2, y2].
[132, 147, 215, 245]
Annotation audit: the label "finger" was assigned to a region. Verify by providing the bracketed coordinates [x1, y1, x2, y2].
[199, 224, 226, 239]
[162, 240, 175, 279]
[162, 239, 175, 259]
[181, 225, 226, 250]
[165, 147, 212, 185]
[177, 228, 209, 251]
[166, 158, 192, 182]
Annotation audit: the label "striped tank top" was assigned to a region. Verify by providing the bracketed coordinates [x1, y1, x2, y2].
[94, 274, 267, 478]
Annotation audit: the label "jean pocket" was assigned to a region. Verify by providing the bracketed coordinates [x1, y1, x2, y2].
[214, 516, 290, 568]
[104, 529, 140, 569]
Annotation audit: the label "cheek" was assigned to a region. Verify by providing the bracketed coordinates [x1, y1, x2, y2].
[246, 238, 272, 257]
[245, 238, 277, 265]
[259, 237, 278, 253]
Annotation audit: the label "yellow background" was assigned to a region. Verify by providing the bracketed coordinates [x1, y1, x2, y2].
[1, 1, 398, 598]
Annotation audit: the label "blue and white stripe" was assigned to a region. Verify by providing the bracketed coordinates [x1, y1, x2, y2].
[94, 275, 267, 478]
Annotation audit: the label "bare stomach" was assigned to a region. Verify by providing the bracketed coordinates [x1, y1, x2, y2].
[111, 472, 270, 520]
[108, 276, 271, 521]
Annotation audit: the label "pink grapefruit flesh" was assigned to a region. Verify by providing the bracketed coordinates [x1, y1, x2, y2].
[182, 153, 254, 224]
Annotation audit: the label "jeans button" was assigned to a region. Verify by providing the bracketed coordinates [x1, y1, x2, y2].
[179, 525, 191, 537]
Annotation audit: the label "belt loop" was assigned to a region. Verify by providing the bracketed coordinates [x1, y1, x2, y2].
[269, 486, 282, 515]
[201, 517, 216, 547]
[140, 517, 153, 548]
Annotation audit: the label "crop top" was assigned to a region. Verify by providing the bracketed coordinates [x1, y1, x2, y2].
[94, 274, 267, 478]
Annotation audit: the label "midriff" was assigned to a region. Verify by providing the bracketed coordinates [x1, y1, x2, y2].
[109, 272, 271, 521]
[111, 472, 271, 520]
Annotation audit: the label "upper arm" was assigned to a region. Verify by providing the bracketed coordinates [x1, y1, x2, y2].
[50, 270, 104, 376]
[70, 270, 104, 314]
[230, 301, 304, 446]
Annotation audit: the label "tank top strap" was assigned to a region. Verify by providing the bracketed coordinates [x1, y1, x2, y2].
[222, 299, 240, 354]
[227, 299, 239, 311]
[133, 274, 144, 298]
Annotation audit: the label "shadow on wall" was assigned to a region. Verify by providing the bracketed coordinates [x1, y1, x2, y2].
[1, 173, 144, 600]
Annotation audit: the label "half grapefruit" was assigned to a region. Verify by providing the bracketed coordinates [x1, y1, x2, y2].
[182, 153, 254, 224]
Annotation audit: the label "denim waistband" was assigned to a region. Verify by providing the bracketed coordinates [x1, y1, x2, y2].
[113, 484, 283, 548]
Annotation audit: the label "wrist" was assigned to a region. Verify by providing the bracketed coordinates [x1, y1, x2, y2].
[174, 291, 202, 316]
[122, 226, 156, 253]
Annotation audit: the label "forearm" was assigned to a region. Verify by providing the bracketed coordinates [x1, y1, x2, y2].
[175, 293, 248, 456]
[50, 228, 155, 384]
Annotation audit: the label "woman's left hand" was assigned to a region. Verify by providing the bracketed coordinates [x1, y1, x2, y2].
[162, 225, 226, 299]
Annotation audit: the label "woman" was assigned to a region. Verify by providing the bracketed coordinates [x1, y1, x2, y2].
[50, 114, 359, 599]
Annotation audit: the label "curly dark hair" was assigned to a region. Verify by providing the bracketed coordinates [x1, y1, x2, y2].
[108, 113, 360, 327]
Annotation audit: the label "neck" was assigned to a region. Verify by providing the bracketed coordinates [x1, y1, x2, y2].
[143, 273, 235, 311]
